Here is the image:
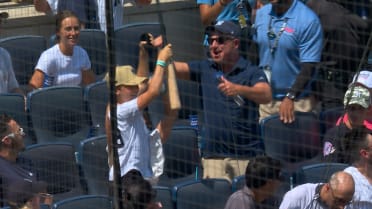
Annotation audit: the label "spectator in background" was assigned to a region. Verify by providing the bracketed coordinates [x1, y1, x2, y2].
[0, 11, 23, 95]
[0, 114, 47, 209]
[33, 0, 152, 32]
[279, 171, 355, 209]
[174, 21, 271, 182]
[303, 0, 368, 110]
[224, 156, 283, 209]
[104, 42, 177, 184]
[343, 126, 372, 209]
[28, 10, 95, 91]
[253, 0, 323, 123]
[323, 86, 371, 163]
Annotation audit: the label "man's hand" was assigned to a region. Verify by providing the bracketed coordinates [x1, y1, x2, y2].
[217, 76, 239, 97]
[279, 97, 295, 123]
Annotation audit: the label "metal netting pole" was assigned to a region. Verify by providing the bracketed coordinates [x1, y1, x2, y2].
[104, 0, 123, 209]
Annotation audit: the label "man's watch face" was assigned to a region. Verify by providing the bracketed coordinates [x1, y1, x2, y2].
[286, 92, 295, 100]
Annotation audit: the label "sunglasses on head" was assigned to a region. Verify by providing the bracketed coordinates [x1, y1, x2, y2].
[207, 36, 234, 45]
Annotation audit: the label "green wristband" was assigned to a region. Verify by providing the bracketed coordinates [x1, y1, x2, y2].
[156, 60, 167, 68]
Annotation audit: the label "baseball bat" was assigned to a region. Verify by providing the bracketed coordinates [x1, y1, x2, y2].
[167, 59, 181, 110]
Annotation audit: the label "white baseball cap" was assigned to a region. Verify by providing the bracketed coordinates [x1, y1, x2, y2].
[350, 71, 372, 89]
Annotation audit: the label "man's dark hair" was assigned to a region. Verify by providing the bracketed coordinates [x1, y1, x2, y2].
[343, 126, 370, 163]
[245, 155, 282, 189]
[0, 114, 11, 139]
[121, 169, 155, 209]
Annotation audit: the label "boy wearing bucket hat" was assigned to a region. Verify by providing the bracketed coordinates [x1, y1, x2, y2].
[323, 85, 371, 163]
[104, 43, 177, 184]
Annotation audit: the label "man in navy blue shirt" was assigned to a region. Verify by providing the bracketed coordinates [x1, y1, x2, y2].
[0, 114, 47, 209]
[174, 20, 271, 182]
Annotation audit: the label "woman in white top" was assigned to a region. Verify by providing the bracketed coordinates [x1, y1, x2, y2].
[29, 10, 95, 90]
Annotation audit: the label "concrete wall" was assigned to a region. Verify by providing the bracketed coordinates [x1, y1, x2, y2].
[0, 0, 205, 61]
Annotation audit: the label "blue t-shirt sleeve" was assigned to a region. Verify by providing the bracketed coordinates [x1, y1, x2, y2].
[197, 0, 214, 5]
[299, 19, 323, 63]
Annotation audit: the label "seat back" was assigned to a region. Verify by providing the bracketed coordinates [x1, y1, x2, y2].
[17, 143, 85, 202]
[78, 29, 107, 78]
[79, 135, 109, 195]
[84, 81, 109, 136]
[292, 162, 349, 186]
[27, 86, 90, 149]
[0, 93, 33, 145]
[319, 106, 344, 136]
[114, 22, 164, 67]
[153, 186, 174, 209]
[260, 112, 322, 163]
[162, 126, 201, 179]
[0, 35, 46, 86]
[173, 179, 232, 209]
[52, 195, 112, 209]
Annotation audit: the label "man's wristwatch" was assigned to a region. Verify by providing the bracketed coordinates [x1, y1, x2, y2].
[285, 92, 296, 100]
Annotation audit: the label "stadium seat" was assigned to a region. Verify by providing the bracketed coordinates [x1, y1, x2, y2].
[52, 195, 112, 209]
[260, 112, 322, 170]
[158, 126, 201, 186]
[114, 22, 164, 68]
[0, 93, 33, 145]
[173, 178, 232, 209]
[78, 29, 107, 79]
[79, 135, 109, 195]
[292, 162, 349, 187]
[153, 186, 174, 209]
[84, 80, 109, 137]
[17, 143, 85, 202]
[27, 86, 90, 150]
[0, 35, 47, 89]
[319, 106, 344, 136]
[231, 175, 245, 192]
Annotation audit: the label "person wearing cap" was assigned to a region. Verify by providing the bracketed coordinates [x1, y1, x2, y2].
[0, 11, 24, 95]
[174, 20, 271, 182]
[341, 126, 372, 209]
[253, 0, 323, 124]
[350, 70, 372, 124]
[0, 114, 48, 209]
[323, 85, 372, 164]
[302, 0, 368, 110]
[197, 0, 256, 59]
[104, 41, 176, 184]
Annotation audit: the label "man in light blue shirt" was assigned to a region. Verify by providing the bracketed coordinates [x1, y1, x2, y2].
[253, 0, 322, 123]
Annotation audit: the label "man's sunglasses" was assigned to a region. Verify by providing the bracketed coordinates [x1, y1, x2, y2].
[207, 36, 234, 45]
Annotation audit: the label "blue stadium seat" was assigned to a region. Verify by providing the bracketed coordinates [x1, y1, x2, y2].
[17, 143, 85, 202]
[260, 112, 322, 171]
[78, 29, 107, 79]
[153, 186, 174, 209]
[52, 195, 112, 209]
[292, 162, 349, 187]
[27, 86, 90, 150]
[173, 178, 232, 209]
[84, 80, 108, 137]
[319, 106, 344, 136]
[0, 35, 46, 88]
[114, 22, 165, 68]
[158, 126, 201, 186]
[0, 93, 33, 146]
[79, 135, 109, 195]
